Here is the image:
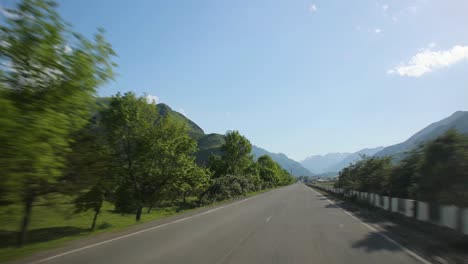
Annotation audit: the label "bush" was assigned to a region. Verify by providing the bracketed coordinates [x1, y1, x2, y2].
[202, 175, 255, 203]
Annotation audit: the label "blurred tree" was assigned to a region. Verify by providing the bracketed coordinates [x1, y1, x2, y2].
[388, 149, 422, 198]
[66, 123, 115, 231]
[101, 93, 201, 221]
[417, 130, 468, 206]
[0, 0, 115, 246]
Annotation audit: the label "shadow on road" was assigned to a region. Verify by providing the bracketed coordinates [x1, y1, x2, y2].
[351, 232, 400, 252]
[311, 186, 468, 263]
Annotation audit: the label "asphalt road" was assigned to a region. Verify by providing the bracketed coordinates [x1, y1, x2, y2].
[25, 183, 428, 264]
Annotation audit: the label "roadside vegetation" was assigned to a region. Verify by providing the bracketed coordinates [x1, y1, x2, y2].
[0, 0, 295, 261]
[335, 130, 468, 207]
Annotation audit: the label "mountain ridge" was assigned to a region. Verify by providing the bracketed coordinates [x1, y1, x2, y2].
[374, 111, 468, 159]
[150, 102, 312, 176]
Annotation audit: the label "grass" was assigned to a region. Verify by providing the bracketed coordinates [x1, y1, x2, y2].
[0, 197, 183, 263]
[0, 187, 278, 263]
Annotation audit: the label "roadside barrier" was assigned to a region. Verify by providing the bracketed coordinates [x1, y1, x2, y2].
[311, 185, 468, 236]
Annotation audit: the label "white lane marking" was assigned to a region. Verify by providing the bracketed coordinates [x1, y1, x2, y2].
[30, 196, 256, 264]
[266, 216, 272, 222]
[305, 185, 432, 264]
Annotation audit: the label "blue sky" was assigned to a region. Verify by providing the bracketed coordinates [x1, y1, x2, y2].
[5, 0, 468, 161]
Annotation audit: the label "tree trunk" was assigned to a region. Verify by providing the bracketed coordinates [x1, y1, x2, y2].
[136, 206, 142, 221]
[183, 192, 187, 205]
[17, 193, 34, 247]
[146, 206, 152, 214]
[90, 207, 100, 231]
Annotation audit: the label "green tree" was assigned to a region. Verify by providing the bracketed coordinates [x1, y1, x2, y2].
[417, 130, 468, 206]
[0, 89, 19, 205]
[388, 149, 422, 198]
[257, 155, 281, 188]
[0, 0, 115, 246]
[221, 131, 254, 175]
[336, 156, 393, 194]
[66, 123, 115, 231]
[101, 93, 201, 221]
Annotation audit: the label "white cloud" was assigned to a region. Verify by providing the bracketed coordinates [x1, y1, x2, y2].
[178, 108, 186, 116]
[309, 4, 317, 12]
[388, 45, 468, 77]
[374, 28, 382, 34]
[145, 94, 159, 104]
[428, 42, 437, 49]
[382, 4, 389, 11]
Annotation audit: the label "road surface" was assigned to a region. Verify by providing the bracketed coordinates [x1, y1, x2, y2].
[24, 183, 428, 264]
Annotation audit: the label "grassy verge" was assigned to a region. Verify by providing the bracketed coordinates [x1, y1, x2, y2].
[0, 186, 279, 263]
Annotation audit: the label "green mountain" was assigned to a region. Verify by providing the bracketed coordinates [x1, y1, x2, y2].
[374, 111, 468, 159]
[151, 103, 311, 176]
[95, 97, 315, 176]
[251, 146, 313, 176]
[156, 103, 205, 138]
[195, 133, 225, 165]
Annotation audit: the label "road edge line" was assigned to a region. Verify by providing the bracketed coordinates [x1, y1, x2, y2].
[305, 185, 432, 264]
[30, 196, 256, 264]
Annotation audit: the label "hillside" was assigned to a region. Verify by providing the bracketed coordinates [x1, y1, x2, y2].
[251, 146, 314, 176]
[150, 103, 307, 176]
[156, 103, 205, 138]
[195, 133, 225, 165]
[300, 153, 350, 174]
[374, 111, 468, 159]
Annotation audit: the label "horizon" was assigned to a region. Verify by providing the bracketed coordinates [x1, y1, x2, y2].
[4, 0, 467, 160]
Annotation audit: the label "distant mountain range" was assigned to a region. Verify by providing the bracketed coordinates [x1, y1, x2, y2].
[300, 111, 468, 176]
[300, 147, 383, 175]
[327, 147, 384, 172]
[300, 153, 350, 174]
[155, 103, 313, 176]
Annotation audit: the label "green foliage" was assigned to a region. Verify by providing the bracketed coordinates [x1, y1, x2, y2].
[0, 0, 115, 245]
[206, 132, 294, 202]
[0, 0, 296, 253]
[417, 130, 468, 206]
[201, 175, 255, 203]
[100, 92, 202, 220]
[156, 103, 205, 138]
[66, 123, 115, 230]
[388, 149, 422, 198]
[336, 155, 393, 194]
[257, 155, 295, 188]
[221, 131, 254, 175]
[336, 130, 468, 207]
